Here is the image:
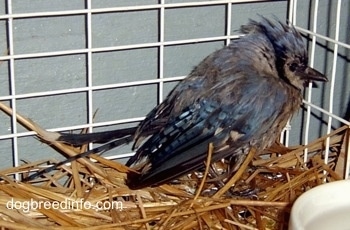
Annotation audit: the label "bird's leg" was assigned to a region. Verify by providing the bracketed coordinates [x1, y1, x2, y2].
[225, 154, 259, 198]
[200, 163, 236, 197]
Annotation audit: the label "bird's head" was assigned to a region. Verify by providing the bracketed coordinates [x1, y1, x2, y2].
[241, 17, 328, 89]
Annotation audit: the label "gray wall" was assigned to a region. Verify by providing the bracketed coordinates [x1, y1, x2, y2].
[0, 0, 349, 169]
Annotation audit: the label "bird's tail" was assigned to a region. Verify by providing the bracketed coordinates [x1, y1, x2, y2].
[23, 127, 137, 182]
[56, 126, 137, 145]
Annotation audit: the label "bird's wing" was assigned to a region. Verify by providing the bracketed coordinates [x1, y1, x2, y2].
[132, 75, 211, 150]
[126, 73, 291, 189]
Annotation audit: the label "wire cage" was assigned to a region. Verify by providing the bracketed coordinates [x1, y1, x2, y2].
[0, 0, 349, 228]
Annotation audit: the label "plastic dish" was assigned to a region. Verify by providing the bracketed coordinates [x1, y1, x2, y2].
[289, 180, 350, 230]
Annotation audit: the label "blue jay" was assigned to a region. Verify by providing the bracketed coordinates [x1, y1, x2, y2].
[26, 17, 327, 189]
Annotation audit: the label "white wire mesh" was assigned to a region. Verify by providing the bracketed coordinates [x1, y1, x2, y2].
[289, 0, 350, 178]
[0, 0, 349, 178]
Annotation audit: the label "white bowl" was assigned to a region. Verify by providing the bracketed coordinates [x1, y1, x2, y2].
[289, 180, 350, 230]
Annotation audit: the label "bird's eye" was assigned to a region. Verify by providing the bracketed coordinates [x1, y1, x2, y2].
[289, 62, 298, 72]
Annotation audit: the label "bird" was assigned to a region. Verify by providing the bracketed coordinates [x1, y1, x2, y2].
[26, 17, 327, 189]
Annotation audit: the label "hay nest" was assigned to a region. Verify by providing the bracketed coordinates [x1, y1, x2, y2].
[0, 101, 348, 230]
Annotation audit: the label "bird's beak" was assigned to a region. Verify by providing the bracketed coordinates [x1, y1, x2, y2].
[300, 67, 328, 82]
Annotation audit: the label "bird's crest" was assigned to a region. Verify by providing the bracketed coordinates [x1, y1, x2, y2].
[240, 16, 307, 63]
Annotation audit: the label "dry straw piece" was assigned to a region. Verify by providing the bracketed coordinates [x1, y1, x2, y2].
[0, 101, 348, 229]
